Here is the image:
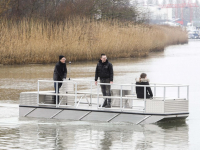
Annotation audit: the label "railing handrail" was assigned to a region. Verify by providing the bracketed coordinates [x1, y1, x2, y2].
[72, 79, 94, 82]
[38, 80, 75, 83]
[97, 82, 189, 87]
[38, 80, 188, 87]
[56, 78, 187, 86]
[151, 82, 186, 85]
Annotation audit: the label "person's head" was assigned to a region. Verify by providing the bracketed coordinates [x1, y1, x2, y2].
[140, 73, 147, 79]
[59, 55, 66, 63]
[100, 54, 107, 63]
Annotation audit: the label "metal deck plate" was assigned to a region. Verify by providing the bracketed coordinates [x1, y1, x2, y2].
[110, 114, 145, 123]
[26, 108, 61, 118]
[19, 107, 36, 117]
[140, 116, 164, 124]
[81, 112, 119, 122]
[54, 110, 90, 120]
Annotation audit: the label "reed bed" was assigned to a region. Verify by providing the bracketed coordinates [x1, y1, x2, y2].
[0, 18, 188, 65]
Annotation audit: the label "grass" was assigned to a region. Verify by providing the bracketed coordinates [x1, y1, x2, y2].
[0, 18, 188, 65]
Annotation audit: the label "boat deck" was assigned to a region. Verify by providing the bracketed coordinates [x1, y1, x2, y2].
[19, 80, 189, 124]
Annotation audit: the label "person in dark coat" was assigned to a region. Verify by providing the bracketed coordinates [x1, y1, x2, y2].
[95, 54, 113, 108]
[135, 73, 153, 99]
[53, 55, 67, 104]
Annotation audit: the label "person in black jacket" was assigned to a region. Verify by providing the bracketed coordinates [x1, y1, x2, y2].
[95, 54, 113, 108]
[53, 55, 67, 104]
[135, 73, 153, 99]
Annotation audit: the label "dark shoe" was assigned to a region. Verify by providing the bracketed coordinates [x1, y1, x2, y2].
[105, 103, 111, 108]
[99, 104, 106, 107]
[102, 99, 107, 107]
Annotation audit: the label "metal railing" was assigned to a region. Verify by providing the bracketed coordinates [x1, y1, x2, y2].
[37, 80, 78, 108]
[96, 82, 189, 112]
[71, 79, 95, 105]
[36, 80, 189, 112]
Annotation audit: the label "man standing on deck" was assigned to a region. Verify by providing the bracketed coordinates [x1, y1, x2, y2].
[53, 55, 67, 104]
[95, 54, 113, 108]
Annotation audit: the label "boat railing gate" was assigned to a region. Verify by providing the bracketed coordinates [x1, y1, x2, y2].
[37, 80, 78, 108]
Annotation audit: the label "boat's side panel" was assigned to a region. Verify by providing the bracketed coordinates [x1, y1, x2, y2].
[20, 92, 37, 106]
[19, 106, 189, 124]
[140, 115, 164, 124]
[145, 101, 164, 113]
[81, 112, 119, 122]
[110, 114, 145, 124]
[164, 100, 188, 113]
[54, 110, 90, 120]
[26, 108, 61, 118]
[145, 100, 188, 114]
[19, 107, 36, 117]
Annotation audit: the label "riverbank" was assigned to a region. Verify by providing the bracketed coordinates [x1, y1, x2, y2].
[0, 18, 188, 65]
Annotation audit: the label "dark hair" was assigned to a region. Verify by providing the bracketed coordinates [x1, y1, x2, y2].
[139, 73, 147, 82]
[101, 54, 106, 57]
[59, 55, 65, 60]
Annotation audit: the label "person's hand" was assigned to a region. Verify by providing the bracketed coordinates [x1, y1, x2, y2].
[110, 81, 113, 84]
[63, 78, 66, 81]
[95, 81, 97, 86]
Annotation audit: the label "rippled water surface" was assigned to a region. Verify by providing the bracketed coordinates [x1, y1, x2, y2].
[0, 40, 200, 149]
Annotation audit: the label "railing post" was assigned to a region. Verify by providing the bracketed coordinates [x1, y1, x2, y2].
[144, 86, 146, 113]
[163, 86, 166, 101]
[187, 85, 189, 101]
[154, 84, 156, 97]
[37, 80, 40, 105]
[75, 82, 77, 106]
[120, 85, 123, 109]
[131, 84, 133, 94]
[178, 86, 180, 98]
[90, 81, 92, 105]
[56, 82, 58, 107]
[97, 83, 100, 108]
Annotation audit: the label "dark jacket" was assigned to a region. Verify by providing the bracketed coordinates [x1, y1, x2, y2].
[135, 79, 153, 99]
[53, 61, 67, 81]
[95, 59, 113, 81]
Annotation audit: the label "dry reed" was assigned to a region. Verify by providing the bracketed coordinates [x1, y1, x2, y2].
[0, 18, 188, 65]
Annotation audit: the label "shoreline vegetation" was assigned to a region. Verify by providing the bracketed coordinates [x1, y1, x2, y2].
[0, 18, 188, 65]
[0, 0, 188, 65]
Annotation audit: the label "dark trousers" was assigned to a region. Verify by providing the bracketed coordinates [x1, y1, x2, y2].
[54, 82, 62, 104]
[100, 78, 111, 104]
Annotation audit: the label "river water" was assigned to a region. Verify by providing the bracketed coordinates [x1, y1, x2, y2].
[0, 40, 200, 149]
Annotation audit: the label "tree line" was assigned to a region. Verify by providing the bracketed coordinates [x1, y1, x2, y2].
[0, 0, 147, 22]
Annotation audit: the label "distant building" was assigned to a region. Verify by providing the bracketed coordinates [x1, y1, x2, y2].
[134, 2, 173, 24]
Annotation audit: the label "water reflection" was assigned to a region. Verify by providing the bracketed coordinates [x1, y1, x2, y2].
[0, 116, 189, 150]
